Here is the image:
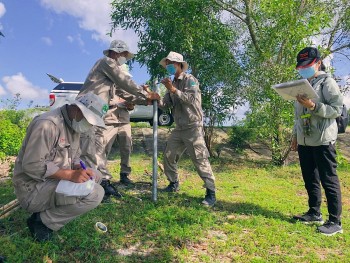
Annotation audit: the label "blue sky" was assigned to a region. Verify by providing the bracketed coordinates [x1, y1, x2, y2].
[0, 0, 149, 108]
[0, 0, 349, 112]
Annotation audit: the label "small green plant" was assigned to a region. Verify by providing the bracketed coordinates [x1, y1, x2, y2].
[228, 125, 256, 152]
[336, 148, 350, 168]
[0, 93, 22, 110]
[0, 151, 6, 161]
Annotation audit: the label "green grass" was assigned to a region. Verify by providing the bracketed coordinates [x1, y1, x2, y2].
[1, 154, 350, 262]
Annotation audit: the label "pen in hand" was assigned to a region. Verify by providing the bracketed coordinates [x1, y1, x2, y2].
[80, 160, 93, 180]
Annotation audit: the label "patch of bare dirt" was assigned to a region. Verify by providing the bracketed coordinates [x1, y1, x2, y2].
[0, 157, 15, 179]
[335, 132, 350, 160]
[184, 230, 245, 262]
[115, 242, 154, 256]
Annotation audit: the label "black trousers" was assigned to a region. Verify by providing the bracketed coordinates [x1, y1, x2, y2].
[297, 144, 342, 223]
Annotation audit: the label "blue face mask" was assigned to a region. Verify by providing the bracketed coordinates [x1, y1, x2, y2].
[166, 64, 177, 75]
[298, 66, 316, 79]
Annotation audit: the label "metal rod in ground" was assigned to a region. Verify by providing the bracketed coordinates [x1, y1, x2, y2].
[152, 85, 159, 202]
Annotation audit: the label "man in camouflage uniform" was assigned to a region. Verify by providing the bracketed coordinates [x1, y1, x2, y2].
[159, 51, 216, 206]
[77, 40, 159, 198]
[12, 93, 107, 241]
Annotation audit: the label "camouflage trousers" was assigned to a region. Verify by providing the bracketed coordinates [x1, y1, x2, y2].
[163, 127, 215, 191]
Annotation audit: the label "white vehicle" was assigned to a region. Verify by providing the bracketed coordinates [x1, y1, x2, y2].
[48, 80, 173, 126]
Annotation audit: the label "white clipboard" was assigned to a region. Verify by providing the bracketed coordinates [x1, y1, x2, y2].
[272, 79, 318, 101]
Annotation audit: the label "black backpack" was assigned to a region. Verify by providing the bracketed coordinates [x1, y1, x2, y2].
[336, 104, 348, 133]
[320, 77, 348, 134]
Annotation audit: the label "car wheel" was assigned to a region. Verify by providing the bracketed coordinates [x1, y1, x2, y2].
[158, 110, 174, 126]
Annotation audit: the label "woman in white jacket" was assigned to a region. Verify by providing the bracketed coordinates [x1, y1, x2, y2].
[291, 47, 344, 236]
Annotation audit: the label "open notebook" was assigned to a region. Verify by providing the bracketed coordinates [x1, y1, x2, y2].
[56, 179, 95, 196]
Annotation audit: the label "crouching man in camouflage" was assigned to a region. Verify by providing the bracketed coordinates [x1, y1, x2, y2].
[12, 93, 107, 241]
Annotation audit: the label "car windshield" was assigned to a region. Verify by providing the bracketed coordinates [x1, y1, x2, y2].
[53, 83, 82, 91]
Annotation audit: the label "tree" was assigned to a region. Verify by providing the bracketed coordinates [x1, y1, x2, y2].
[214, 0, 350, 165]
[110, 0, 350, 164]
[110, 0, 243, 154]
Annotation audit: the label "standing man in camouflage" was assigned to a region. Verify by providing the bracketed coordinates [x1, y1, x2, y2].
[102, 65, 148, 185]
[104, 93, 139, 185]
[159, 51, 216, 206]
[78, 40, 159, 198]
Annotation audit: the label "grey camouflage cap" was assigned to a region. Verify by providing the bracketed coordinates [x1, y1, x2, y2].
[103, 40, 135, 60]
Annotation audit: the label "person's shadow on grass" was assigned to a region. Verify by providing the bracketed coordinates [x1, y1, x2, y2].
[154, 191, 292, 223]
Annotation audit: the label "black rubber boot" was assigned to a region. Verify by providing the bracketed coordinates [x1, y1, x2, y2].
[202, 188, 216, 207]
[100, 180, 122, 198]
[120, 173, 134, 185]
[27, 212, 53, 242]
[161, 181, 180, 192]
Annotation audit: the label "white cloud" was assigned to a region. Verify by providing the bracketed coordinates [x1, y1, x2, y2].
[66, 34, 88, 54]
[2, 73, 49, 99]
[41, 36, 53, 46]
[0, 84, 6, 96]
[0, 2, 5, 31]
[0, 2, 5, 18]
[76, 34, 84, 47]
[66, 34, 84, 47]
[39, 0, 138, 51]
[67, 35, 74, 43]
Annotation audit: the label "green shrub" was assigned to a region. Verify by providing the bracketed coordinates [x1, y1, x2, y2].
[336, 148, 350, 169]
[0, 94, 46, 157]
[228, 125, 256, 152]
[0, 108, 48, 157]
[0, 109, 25, 126]
[0, 109, 36, 156]
[0, 118, 25, 156]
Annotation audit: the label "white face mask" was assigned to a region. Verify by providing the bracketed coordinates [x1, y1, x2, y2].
[72, 117, 92, 133]
[117, 56, 127, 65]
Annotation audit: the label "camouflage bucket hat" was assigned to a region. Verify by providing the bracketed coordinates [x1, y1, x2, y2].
[159, 51, 189, 72]
[72, 93, 108, 127]
[103, 40, 135, 60]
